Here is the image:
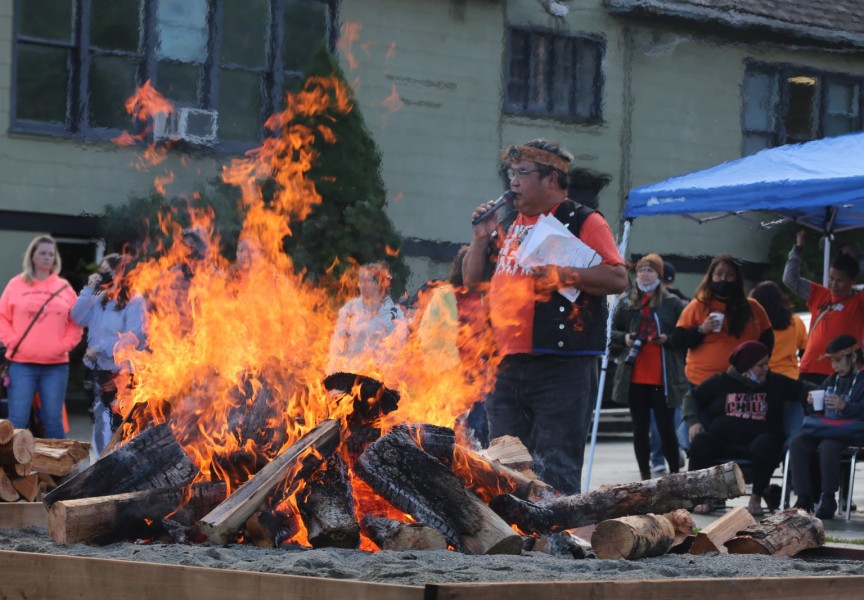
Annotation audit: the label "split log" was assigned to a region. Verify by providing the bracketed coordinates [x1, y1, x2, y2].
[297, 452, 360, 549]
[47, 482, 226, 545]
[690, 506, 757, 555]
[198, 419, 341, 545]
[361, 516, 449, 551]
[483, 436, 534, 473]
[0, 469, 20, 502]
[725, 509, 824, 556]
[10, 462, 32, 477]
[354, 430, 523, 555]
[531, 531, 594, 559]
[32, 438, 91, 477]
[591, 513, 677, 560]
[0, 429, 35, 466]
[0, 419, 14, 445]
[453, 445, 554, 503]
[493, 462, 745, 532]
[11, 473, 39, 502]
[43, 423, 198, 509]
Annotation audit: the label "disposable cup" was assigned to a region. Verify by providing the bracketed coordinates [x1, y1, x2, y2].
[810, 390, 825, 412]
[709, 312, 724, 332]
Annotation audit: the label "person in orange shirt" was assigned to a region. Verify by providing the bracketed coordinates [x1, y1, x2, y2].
[749, 281, 808, 379]
[0, 236, 82, 438]
[783, 230, 864, 386]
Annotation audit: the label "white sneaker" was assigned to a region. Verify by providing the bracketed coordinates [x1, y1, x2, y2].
[650, 464, 666, 474]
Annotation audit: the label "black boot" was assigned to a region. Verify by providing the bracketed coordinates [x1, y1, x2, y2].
[815, 493, 838, 520]
[793, 494, 814, 512]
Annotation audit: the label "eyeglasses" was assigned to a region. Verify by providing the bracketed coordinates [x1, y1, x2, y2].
[507, 167, 544, 180]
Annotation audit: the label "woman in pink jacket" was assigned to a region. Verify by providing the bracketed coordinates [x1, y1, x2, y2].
[0, 236, 82, 438]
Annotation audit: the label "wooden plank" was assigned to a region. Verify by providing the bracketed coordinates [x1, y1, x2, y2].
[427, 577, 864, 600]
[0, 502, 47, 529]
[0, 550, 423, 600]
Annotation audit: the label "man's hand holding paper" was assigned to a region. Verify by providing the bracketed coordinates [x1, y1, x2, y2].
[515, 214, 602, 302]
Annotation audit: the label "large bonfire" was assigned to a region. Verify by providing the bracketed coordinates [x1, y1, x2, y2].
[107, 76, 500, 550]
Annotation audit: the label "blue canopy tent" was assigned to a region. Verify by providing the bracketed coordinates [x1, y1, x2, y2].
[582, 132, 864, 491]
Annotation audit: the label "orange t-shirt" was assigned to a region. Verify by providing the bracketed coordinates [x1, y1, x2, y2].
[489, 209, 624, 356]
[769, 313, 808, 379]
[676, 297, 772, 385]
[800, 284, 864, 376]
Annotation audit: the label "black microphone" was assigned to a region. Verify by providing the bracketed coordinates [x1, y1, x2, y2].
[471, 191, 515, 225]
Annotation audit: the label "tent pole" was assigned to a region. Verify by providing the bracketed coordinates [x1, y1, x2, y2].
[823, 235, 831, 286]
[583, 219, 631, 492]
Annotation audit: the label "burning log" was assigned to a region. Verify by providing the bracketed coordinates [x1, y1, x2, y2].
[392, 424, 455, 466]
[483, 435, 535, 474]
[354, 429, 523, 555]
[323, 373, 399, 461]
[492, 462, 745, 532]
[725, 509, 824, 556]
[198, 419, 341, 545]
[296, 452, 360, 549]
[243, 506, 300, 548]
[32, 438, 91, 477]
[43, 423, 198, 509]
[47, 482, 227, 545]
[530, 531, 594, 559]
[453, 445, 553, 502]
[223, 377, 290, 477]
[591, 513, 677, 560]
[361, 516, 449, 551]
[690, 506, 757, 555]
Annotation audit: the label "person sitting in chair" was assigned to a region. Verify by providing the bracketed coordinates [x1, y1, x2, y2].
[687, 341, 809, 516]
[789, 334, 864, 519]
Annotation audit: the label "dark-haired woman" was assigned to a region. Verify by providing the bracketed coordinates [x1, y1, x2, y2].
[71, 254, 147, 454]
[672, 255, 774, 449]
[750, 280, 808, 380]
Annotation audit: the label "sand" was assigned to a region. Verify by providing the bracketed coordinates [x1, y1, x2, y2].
[2, 526, 864, 586]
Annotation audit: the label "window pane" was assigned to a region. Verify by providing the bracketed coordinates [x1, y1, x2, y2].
[19, 0, 73, 42]
[283, 0, 329, 72]
[222, 0, 268, 68]
[15, 44, 68, 122]
[529, 35, 550, 110]
[157, 61, 200, 104]
[784, 74, 819, 144]
[218, 69, 262, 140]
[157, 0, 208, 63]
[505, 30, 529, 111]
[89, 54, 138, 129]
[91, 0, 140, 52]
[742, 70, 777, 132]
[824, 80, 859, 137]
[550, 38, 573, 117]
[574, 40, 600, 120]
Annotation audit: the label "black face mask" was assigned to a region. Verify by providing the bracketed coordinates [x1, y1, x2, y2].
[711, 280, 734, 298]
[99, 270, 114, 286]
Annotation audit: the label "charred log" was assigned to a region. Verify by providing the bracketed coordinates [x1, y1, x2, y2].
[296, 453, 360, 549]
[454, 446, 554, 502]
[354, 430, 522, 555]
[324, 373, 400, 463]
[531, 531, 594, 559]
[198, 419, 341, 545]
[43, 423, 198, 509]
[489, 494, 555, 534]
[392, 424, 455, 466]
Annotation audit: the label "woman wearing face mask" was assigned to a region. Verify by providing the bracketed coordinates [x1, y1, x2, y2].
[71, 253, 147, 454]
[688, 341, 808, 516]
[611, 254, 688, 480]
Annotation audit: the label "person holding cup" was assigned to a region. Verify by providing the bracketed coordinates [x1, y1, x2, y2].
[789, 334, 864, 518]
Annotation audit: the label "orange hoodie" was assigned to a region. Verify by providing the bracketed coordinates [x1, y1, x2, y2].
[0, 274, 83, 364]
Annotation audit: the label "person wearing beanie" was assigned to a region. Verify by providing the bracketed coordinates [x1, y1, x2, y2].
[686, 340, 810, 516]
[611, 253, 688, 480]
[662, 260, 689, 302]
[789, 334, 864, 519]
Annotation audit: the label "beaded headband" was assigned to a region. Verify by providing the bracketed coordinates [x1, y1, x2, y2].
[501, 145, 570, 173]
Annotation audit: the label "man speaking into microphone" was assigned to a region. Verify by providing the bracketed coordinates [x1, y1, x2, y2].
[463, 139, 626, 494]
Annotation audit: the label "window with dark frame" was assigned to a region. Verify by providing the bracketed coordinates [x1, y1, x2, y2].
[504, 28, 603, 123]
[11, 0, 336, 150]
[742, 63, 863, 156]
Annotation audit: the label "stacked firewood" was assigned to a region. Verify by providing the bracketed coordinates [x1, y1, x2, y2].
[0, 418, 90, 503]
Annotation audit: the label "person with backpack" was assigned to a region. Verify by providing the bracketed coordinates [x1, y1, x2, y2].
[463, 139, 627, 494]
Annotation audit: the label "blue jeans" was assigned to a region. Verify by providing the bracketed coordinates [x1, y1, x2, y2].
[7, 362, 68, 439]
[485, 354, 596, 494]
[651, 406, 684, 465]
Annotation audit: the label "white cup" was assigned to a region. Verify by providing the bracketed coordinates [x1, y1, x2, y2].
[709, 312, 724, 333]
[810, 390, 826, 412]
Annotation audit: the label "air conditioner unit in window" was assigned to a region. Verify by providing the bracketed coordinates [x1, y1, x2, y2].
[153, 107, 218, 146]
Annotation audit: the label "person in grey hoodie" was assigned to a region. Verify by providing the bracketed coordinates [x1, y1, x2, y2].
[71, 254, 147, 454]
